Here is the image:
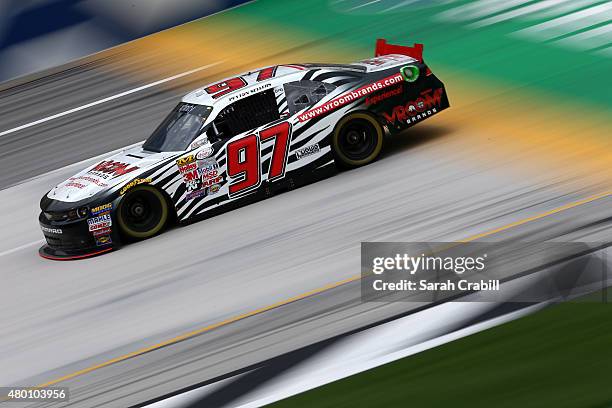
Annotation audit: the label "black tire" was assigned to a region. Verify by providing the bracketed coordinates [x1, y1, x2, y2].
[332, 113, 384, 168]
[117, 186, 169, 240]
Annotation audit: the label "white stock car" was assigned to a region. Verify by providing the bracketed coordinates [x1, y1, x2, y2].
[38, 39, 449, 259]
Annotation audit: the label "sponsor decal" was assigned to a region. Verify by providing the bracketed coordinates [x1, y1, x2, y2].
[383, 88, 443, 125]
[41, 226, 62, 235]
[88, 160, 139, 179]
[298, 73, 403, 122]
[190, 137, 209, 150]
[201, 169, 219, 180]
[182, 171, 199, 185]
[92, 227, 111, 237]
[65, 182, 86, 189]
[88, 203, 113, 240]
[185, 179, 200, 191]
[179, 156, 221, 200]
[209, 184, 220, 195]
[365, 86, 402, 105]
[94, 234, 112, 246]
[186, 189, 207, 200]
[68, 176, 108, 187]
[184, 176, 222, 200]
[87, 213, 112, 232]
[295, 143, 321, 160]
[202, 175, 223, 188]
[177, 154, 202, 193]
[196, 146, 214, 160]
[198, 158, 219, 172]
[176, 155, 195, 167]
[179, 163, 198, 176]
[90, 203, 112, 216]
[119, 178, 152, 195]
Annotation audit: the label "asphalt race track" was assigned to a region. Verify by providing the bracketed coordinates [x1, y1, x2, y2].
[0, 56, 610, 407]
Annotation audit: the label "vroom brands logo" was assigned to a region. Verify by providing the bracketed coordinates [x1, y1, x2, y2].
[383, 88, 443, 125]
[298, 73, 404, 122]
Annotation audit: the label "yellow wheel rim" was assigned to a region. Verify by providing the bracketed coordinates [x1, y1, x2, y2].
[332, 113, 384, 167]
[117, 186, 169, 239]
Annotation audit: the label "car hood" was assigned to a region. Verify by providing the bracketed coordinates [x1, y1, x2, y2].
[47, 145, 177, 203]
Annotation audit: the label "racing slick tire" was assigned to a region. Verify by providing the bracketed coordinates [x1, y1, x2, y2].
[332, 112, 384, 168]
[117, 185, 169, 240]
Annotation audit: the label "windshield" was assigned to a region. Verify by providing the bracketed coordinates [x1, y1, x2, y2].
[143, 103, 213, 152]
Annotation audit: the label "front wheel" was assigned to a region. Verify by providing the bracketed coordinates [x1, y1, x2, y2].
[332, 113, 384, 168]
[117, 186, 169, 240]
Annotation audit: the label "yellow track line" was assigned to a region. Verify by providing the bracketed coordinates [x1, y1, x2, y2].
[33, 190, 610, 389]
[460, 190, 611, 242]
[35, 275, 361, 388]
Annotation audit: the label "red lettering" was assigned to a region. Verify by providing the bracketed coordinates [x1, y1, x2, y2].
[90, 161, 139, 177]
[383, 88, 443, 125]
[205, 77, 247, 99]
[256, 66, 276, 81]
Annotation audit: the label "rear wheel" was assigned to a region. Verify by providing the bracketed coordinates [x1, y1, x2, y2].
[332, 113, 384, 168]
[117, 186, 169, 240]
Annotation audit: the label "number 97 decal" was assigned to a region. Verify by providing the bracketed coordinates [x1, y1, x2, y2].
[226, 122, 292, 198]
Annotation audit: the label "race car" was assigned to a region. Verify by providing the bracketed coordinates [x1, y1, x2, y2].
[39, 39, 450, 260]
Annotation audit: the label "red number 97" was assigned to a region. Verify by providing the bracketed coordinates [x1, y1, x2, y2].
[226, 134, 261, 196]
[205, 77, 247, 99]
[226, 122, 291, 198]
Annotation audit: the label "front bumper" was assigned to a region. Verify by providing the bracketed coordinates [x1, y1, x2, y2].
[38, 209, 117, 260]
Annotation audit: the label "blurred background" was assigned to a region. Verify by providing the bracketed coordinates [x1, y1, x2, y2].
[0, 0, 249, 82]
[2, 0, 609, 188]
[0, 1, 610, 407]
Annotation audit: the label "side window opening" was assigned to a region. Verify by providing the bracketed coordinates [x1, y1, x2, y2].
[295, 95, 309, 105]
[313, 84, 327, 96]
[283, 80, 336, 116]
[208, 89, 280, 141]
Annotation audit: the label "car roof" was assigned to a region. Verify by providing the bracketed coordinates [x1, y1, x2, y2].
[181, 54, 416, 107]
[182, 64, 309, 107]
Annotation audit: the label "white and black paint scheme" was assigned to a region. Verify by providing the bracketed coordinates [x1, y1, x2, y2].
[38, 39, 450, 259]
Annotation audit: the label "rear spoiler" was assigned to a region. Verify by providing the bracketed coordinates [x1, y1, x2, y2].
[375, 39, 423, 62]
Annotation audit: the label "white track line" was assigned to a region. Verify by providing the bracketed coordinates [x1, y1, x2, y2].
[233, 303, 546, 408]
[0, 240, 44, 258]
[0, 61, 223, 138]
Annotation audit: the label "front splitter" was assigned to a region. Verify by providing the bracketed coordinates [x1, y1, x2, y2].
[39, 245, 113, 260]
